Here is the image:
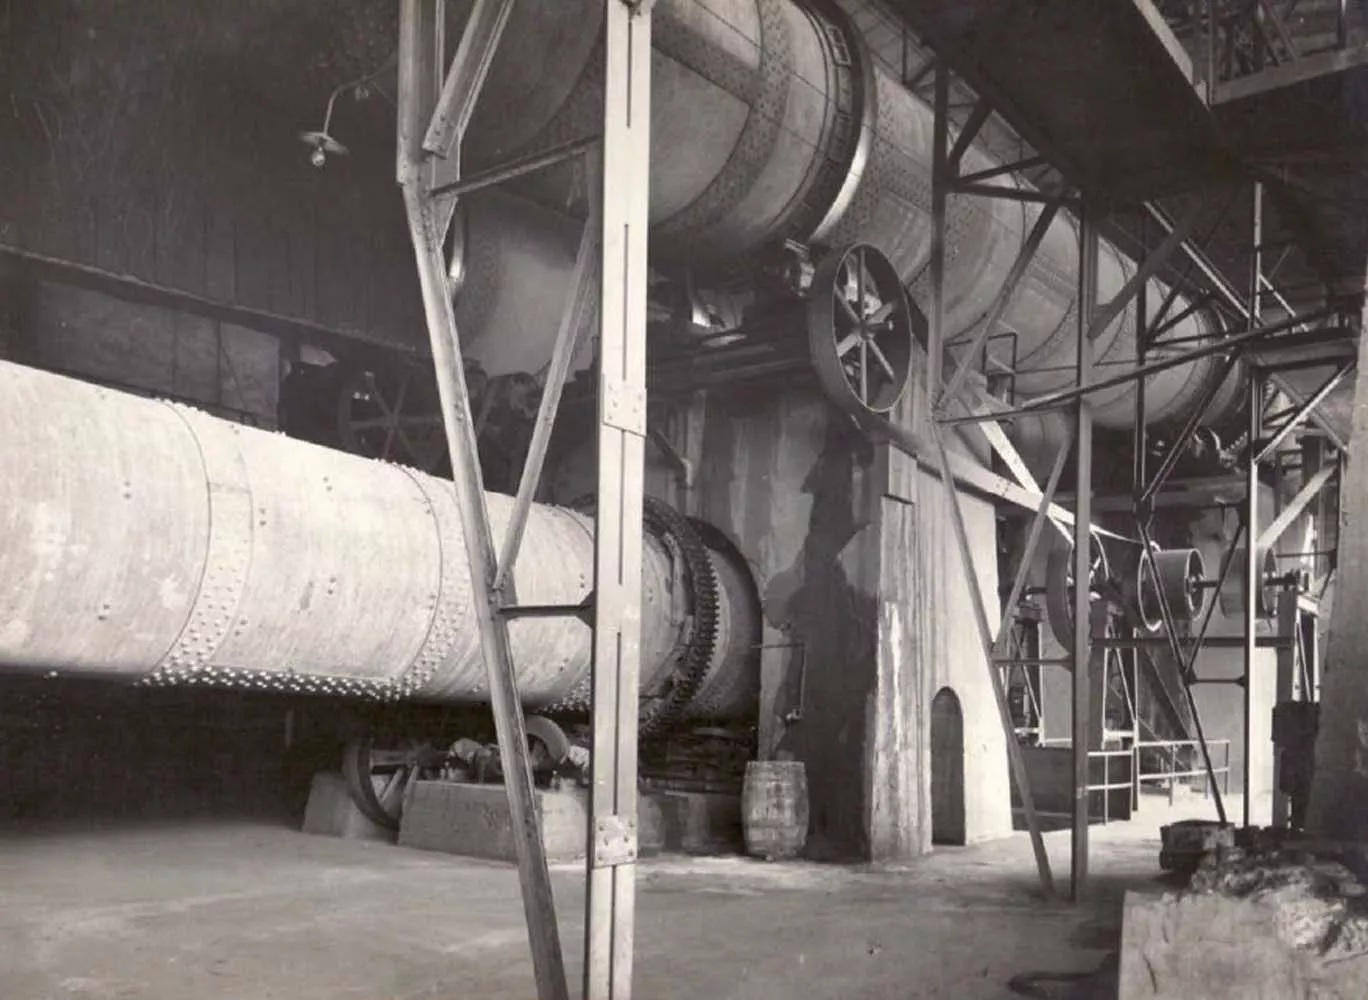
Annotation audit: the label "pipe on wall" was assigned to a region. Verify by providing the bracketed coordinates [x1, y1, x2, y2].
[449, 0, 1244, 463]
[0, 359, 759, 716]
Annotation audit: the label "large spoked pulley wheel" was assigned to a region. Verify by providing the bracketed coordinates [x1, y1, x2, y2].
[337, 365, 447, 473]
[808, 243, 916, 416]
[341, 736, 443, 831]
[1045, 531, 1112, 651]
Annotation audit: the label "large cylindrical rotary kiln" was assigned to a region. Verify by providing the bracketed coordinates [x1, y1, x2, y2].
[0, 360, 760, 730]
[449, 0, 1244, 457]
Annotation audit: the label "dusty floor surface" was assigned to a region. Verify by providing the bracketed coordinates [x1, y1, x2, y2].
[0, 795, 1229, 1000]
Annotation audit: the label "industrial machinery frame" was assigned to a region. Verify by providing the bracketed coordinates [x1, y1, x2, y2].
[904, 35, 1352, 903]
[394, 1, 652, 997]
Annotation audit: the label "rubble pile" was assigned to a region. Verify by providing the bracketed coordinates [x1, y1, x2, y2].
[1184, 835, 1368, 958]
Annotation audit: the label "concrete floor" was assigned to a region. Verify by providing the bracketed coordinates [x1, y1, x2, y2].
[0, 796, 1229, 1000]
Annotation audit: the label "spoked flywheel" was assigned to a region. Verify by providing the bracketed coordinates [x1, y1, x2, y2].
[341, 736, 444, 831]
[807, 243, 916, 416]
[336, 365, 448, 473]
[342, 716, 580, 831]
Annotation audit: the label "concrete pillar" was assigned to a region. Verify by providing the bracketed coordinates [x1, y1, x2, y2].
[1305, 312, 1368, 840]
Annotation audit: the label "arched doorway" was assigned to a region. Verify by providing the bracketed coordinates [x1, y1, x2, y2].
[931, 687, 966, 845]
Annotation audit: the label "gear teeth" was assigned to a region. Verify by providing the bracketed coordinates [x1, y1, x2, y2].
[543, 496, 721, 744]
[638, 497, 721, 742]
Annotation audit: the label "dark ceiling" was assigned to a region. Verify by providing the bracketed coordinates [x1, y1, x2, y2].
[3, 0, 1364, 329]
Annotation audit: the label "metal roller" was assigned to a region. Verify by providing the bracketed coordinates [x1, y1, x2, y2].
[1044, 532, 1112, 652]
[0, 359, 760, 727]
[1138, 547, 1209, 630]
[445, 0, 1244, 465]
[1218, 546, 1281, 619]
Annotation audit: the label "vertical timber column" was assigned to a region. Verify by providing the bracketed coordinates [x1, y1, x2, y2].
[584, 2, 652, 998]
[1071, 205, 1097, 903]
[1306, 297, 1368, 840]
[1242, 181, 1263, 830]
[397, 3, 569, 998]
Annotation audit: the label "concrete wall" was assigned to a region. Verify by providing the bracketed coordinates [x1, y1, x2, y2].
[3, 279, 281, 426]
[881, 372, 1013, 854]
[546, 369, 1010, 861]
[0, 5, 422, 354]
[0, 6, 429, 423]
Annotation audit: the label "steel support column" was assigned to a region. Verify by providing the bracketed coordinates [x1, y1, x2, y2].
[924, 60, 1053, 898]
[939, 310, 1340, 427]
[927, 66, 950, 393]
[1242, 181, 1264, 830]
[583, 3, 652, 998]
[1257, 464, 1339, 554]
[1272, 564, 1298, 829]
[1243, 371, 1262, 829]
[396, 3, 651, 995]
[1253, 362, 1354, 465]
[396, 1, 569, 996]
[497, 160, 603, 590]
[933, 432, 1056, 899]
[1071, 206, 1097, 903]
[939, 203, 1059, 408]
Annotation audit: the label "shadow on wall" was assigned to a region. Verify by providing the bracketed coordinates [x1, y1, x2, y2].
[931, 686, 966, 846]
[760, 413, 879, 861]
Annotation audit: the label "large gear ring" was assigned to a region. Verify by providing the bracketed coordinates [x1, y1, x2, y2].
[546, 496, 720, 740]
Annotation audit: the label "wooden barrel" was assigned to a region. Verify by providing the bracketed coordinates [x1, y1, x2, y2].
[742, 760, 809, 861]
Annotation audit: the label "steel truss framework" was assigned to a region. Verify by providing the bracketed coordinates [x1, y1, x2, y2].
[396, 1, 652, 997]
[911, 55, 1352, 903]
[386, 2, 1356, 986]
[1162, 0, 1368, 105]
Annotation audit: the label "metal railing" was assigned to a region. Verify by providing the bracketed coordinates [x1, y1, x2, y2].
[1027, 736, 1233, 824]
[1089, 748, 1137, 825]
[1133, 737, 1232, 807]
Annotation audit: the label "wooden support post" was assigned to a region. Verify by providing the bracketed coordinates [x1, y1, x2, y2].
[1071, 205, 1097, 903]
[583, 2, 652, 997]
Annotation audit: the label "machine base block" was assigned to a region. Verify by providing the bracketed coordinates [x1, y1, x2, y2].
[396, 781, 745, 862]
[301, 771, 396, 844]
